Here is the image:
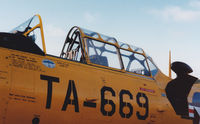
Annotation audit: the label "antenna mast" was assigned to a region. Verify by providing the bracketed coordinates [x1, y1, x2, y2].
[169, 50, 172, 78]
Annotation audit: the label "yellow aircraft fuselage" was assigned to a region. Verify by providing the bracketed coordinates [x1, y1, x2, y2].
[0, 15, 198, 124]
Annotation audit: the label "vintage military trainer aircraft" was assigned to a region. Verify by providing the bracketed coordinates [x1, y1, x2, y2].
[0, 14, 200, 124]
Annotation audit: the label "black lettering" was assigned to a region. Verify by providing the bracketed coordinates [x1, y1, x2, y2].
[62, 80, 79, 112]
[83, 101, 96, 108]
[40, 75, 59, 109]
[119, 90, 133, 118]
[136, 92, 149, 120]
[100, 86, 116, 116]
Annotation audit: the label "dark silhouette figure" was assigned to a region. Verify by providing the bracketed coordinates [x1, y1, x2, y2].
[165, 62, 198, 116]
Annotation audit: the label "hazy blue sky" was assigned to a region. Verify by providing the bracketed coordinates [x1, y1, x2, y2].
[0, 0, 200, 78]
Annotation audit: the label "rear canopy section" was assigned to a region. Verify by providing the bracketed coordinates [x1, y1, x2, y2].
[60, 26, 158, 78]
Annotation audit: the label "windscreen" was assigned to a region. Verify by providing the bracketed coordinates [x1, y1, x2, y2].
[9, 15, 44, 52]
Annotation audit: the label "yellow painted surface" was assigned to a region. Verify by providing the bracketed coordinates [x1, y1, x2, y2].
[0, 14, 196, 124]
[0, 47, 193, 124]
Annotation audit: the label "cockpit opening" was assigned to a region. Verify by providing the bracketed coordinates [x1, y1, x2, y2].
[60, 27, 85, 63]
[60, 26, 158, 77]
[0, 15, 45, 55]
[10, 14, 46, 54]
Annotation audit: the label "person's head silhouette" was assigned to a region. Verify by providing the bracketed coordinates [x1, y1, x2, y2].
[166, 61, 198, 116]
[171, 61, 193, 77]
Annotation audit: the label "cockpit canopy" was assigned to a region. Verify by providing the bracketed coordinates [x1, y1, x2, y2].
[7, 15, 158, 78]
[60, 27, 158, 77]
[10, 14, 46, 54]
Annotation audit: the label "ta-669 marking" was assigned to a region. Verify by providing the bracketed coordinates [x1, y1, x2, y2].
[41, 74, 149, 120]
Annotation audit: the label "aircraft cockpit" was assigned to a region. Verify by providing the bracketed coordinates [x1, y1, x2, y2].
[60, 27, 158, 78]
[0, 15, 45, 56]
[9, 15, 46, 54]
[4, 14, 158, 78]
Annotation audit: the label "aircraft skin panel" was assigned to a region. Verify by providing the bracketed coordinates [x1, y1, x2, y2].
[0, 49, 11, 124]
[0, 47, 193, 124]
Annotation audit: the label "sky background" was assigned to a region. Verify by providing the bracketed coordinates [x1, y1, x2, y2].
[0, 0, 200, 78]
